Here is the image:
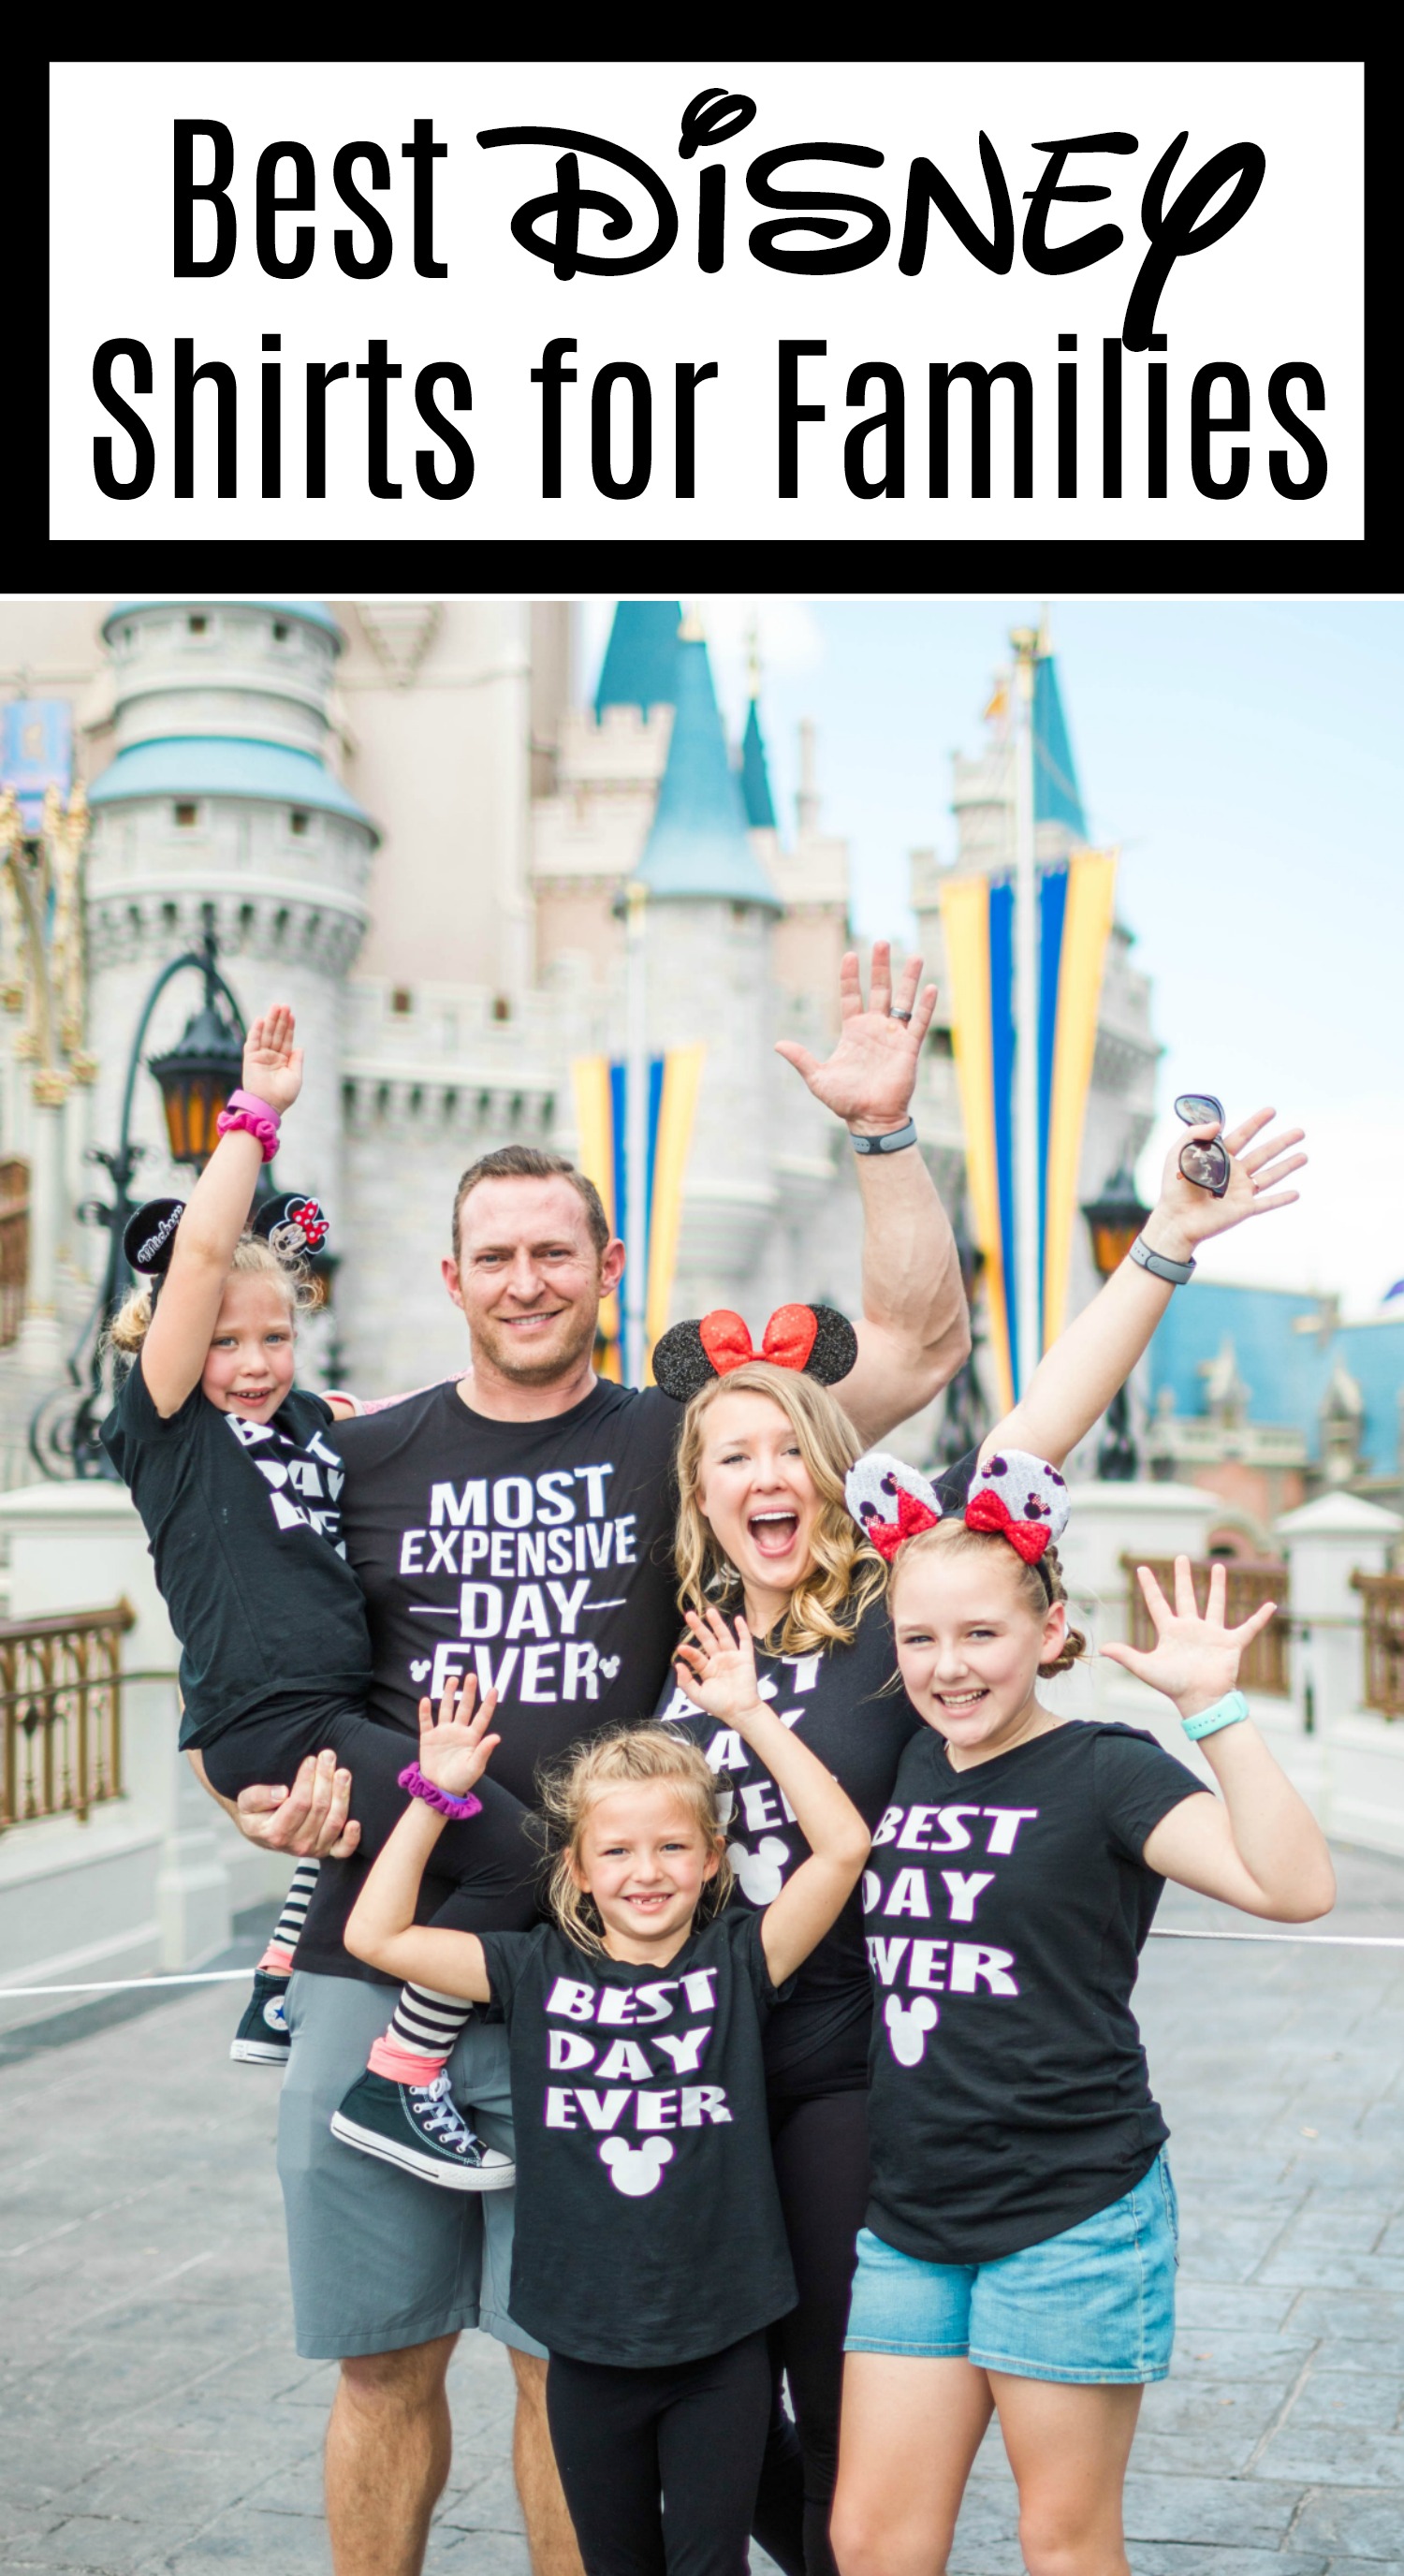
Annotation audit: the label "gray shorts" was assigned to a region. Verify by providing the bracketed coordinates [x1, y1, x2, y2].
[277, 1969, 547, 2363]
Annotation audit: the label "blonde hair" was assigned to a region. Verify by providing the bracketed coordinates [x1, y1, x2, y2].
[888, 1515, 1088, 1677]
[536, 1726, 735, 1956]
[673, 1362, 886, 1657]
[108, 1233, 319, 1356]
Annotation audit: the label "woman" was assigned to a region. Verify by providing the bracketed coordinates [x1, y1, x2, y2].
[654, 1098, 1306, 2576]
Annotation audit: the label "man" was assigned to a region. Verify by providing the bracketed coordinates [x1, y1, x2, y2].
[208, 946, 970, 2576]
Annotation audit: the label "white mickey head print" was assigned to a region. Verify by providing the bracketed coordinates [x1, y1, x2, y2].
[599, 2136, 674, 2195]
[885, 1993, 940, 2066]
[599, 1656, 621, 1680]
[727, 1837, 789, 1905]
[410, 1661, 431, 1684]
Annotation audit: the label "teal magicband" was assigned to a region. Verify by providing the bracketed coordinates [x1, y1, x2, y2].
[1181, 1689, 1249, 1742]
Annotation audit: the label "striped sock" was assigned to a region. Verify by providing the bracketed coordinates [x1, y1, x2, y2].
[383, 1983, 474, 2071]
[259, 1859, 321, 1970]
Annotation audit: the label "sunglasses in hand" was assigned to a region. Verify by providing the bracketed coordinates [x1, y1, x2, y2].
[1175, 1092, 1231, 1198]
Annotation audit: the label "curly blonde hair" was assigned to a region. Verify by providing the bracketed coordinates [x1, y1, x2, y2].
[888, 1516, 1087, 1677]
[673, 1363, 886, 1658]
[108, 1233, 319, 1356]
[535, 1726, 735, 1956]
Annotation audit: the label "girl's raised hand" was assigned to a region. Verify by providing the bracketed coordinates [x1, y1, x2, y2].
[416, 1672, 502, 1797]
[242, 1003, 304, 1118]
[674, 1605, 766, 1726]
[1150, 1106, 1306, 1259]
[1103, 1555, 1276, 1720]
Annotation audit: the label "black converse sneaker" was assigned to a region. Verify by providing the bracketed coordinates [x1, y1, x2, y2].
[230, 1969, 292, 2066]
[330, 2071, 516, 2191]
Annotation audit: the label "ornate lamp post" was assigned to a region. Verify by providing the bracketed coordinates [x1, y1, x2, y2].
[29, 915, 246, 1480]
[1081, 1164, 1151, 1481]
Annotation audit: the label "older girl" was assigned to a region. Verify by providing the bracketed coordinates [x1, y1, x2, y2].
[653, 1098, 1308, 2576]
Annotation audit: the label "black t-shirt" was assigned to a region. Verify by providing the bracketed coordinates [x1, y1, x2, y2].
[479, 1907, 797, 2365]
[100, 1359, 371, 1750]
[654, 1603, 922, 2095]
[863, 1720, 1207, 2263]
[298, 1378, 683, 1976]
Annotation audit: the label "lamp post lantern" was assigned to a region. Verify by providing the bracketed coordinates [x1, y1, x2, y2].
[1081, 1164, 1151, 1481]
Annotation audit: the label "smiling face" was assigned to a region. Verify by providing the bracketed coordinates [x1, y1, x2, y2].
[571, 1780, 723, 1961]
[693, 1387, 825, 1608]
[200, 1272, 298, 1423]
[891, 1534, 1067, 1764]
[445, 1176, 625, 1390]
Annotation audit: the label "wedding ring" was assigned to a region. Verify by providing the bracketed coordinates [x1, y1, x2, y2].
[889, 1009, 913, 1022]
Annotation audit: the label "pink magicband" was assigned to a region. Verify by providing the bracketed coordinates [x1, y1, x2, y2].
[216, 1089, 282, 1163]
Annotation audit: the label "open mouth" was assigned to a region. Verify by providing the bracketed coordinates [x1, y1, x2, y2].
[748, 1510, 800, 1559]
[934, 1688, 991, 1715]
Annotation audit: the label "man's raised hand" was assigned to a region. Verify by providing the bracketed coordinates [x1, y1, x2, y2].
[775, 942, 936, 1135]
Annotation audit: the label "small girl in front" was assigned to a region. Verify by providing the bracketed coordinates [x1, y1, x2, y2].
[827, 1444, 1335, 2576]
[344, 1630, 872, 2576]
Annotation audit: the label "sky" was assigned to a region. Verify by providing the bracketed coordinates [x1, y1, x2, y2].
[581, 597, 1404, 1319]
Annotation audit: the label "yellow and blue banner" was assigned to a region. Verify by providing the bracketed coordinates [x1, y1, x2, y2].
[940, 853, 1117, 1411]
[571, 1045, 706, 1382]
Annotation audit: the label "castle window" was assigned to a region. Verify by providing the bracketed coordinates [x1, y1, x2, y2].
[492, 994, 512, 1023]
[174, 802, 198, 828]
[289, 810, 309, 836]
[272, 621, 289, 642]
[187, 614, 209, 636]
[390, 987, 414, 1017]
[928, 1027, 954, 1058]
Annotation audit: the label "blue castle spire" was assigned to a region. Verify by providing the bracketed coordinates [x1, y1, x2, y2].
[1032, 651, 1088, 839]
[739, 697, 778, 830]
[594, 600, 682, 719]
[637, 628, 781, 909]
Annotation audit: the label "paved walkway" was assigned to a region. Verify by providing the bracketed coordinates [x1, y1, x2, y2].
[0, 1846, 1400, 2573]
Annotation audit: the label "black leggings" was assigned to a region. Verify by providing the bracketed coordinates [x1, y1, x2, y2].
[751, 2088, 870, 2576]
[201, 1705, 539, 1939]
[547, 2331, 772, 2576]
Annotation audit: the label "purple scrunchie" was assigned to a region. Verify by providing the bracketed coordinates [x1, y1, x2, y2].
[398, 1762, 483, 1822]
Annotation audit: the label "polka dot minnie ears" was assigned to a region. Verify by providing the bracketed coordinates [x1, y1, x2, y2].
[844, 1447, 1070, 1566]
[652, 1303, 858, 1403]
[122, 1192, 329, 1281]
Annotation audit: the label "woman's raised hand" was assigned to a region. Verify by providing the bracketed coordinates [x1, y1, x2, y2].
[416, 1672, 502, 1797]
[242, 1003, 304, 1118]
[1103, 1556, 1276, 1720]
[674, 1605, 767, 1726]
[1147, 1106, 1306, 1264]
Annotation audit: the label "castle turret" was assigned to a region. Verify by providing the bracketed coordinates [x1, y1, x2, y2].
[532, 602, 681, 987]
[85, 600, 378, 1240]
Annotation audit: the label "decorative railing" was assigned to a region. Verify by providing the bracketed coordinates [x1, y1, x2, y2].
[0, 1603, 134, 1828]
[1121, 1557, 1291, 1697]
[1353, 1573, 1404, 1720]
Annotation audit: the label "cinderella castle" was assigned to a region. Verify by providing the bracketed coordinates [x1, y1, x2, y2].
[0, 598, 1159, 1479]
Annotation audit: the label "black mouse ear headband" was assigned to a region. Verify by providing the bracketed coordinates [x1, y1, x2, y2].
[652, 1302, 858, 1402]
[122, 1198, 186, 1288]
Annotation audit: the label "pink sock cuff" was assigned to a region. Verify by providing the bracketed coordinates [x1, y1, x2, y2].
[258, 1943, 295, 1974]
[369, 2035, 446, 2086]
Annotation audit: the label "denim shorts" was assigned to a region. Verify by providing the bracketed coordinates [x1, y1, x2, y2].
[845, 2151, 1178, 2385]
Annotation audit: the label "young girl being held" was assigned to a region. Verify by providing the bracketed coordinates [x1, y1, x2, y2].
[344, 1623, 872, 2576]
[102, 1005, 535, 2177]
[829, 1449, 1335, 2576]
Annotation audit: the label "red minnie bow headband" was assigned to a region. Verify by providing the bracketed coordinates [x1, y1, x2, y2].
[844, 1448, 1070, 1565]
[652, 1303, 858, 1402]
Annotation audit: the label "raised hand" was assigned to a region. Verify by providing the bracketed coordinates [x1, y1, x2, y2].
[1146, 1106, 1306, 1263]
[1103, 1556, 1276, 1720]
[416, 1672, 502, 1797]
[775, 942, 936, 1134]
[241, 1003, 304, 1118]
[674, 1606, 766, 1726]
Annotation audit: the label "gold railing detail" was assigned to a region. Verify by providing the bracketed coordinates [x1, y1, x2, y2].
[0, 1602, 134, 1828]
[1353, 1573, 1404, 1720]
[1120, 1557, 1290, 1698]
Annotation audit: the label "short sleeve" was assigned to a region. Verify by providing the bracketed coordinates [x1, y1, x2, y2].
[475, 1927, 532, 2014]
[100, 1354, 199, 1475]
[1093, 1725, 1210, 1865]
[725, 1903, 795, 2013]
